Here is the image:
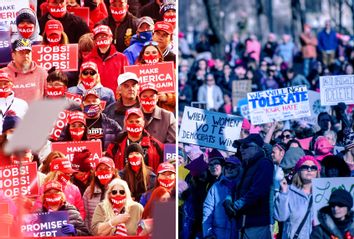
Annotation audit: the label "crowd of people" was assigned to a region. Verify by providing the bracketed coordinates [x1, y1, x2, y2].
[0, 0, 177, 237]
[178, 20, 354, 239]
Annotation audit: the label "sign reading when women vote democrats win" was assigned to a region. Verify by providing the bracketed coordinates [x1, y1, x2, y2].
[179, 107, 242, 152]
[247, 85, 311, 125]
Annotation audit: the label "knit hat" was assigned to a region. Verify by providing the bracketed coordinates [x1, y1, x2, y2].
[294, 155, 321, 172]
[71, 149, 93, 172]
[184, 154, 208, 177]
[16, 8, 36, 26]
[207, 148, 224, 164]
[126, 143, 144, 156]
[241, 118, 251, 131]
[2, 114, 20, 133]
[328, 189, 353, 208]
[233, 133, 264, 149]
[224, 156, 241, 166]
[160, 2, 176, 15]
[279, 147, 305, 170]
[314, 136, 334, 155]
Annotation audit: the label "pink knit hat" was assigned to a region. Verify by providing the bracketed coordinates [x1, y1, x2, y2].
[294, 155, 321, 172]
[314, 136, 334, 155]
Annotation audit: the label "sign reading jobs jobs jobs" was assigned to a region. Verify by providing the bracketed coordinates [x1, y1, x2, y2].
[179, 106, 242, 152]
[247, 85, 311, 125]
[320, 74, 354, 106]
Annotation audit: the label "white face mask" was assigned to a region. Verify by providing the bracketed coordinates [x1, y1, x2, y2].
[6, 134, 13, 140]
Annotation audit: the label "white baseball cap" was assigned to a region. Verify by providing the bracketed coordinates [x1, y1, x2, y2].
[117, 72, 139, 86]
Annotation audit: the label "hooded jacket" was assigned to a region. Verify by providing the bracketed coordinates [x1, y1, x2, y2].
[123, 33, 149, 65]
[0, 92, 28, 132]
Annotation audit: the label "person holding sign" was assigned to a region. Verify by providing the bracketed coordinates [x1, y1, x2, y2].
[310, 189, 354, 239]
[139, 82, 176, 143]
[12, 8, 43, 44]
[38, 180, 89, 236]
[42, 19, 68, 46]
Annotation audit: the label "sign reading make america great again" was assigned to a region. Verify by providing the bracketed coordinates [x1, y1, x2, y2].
[247, 85, 311, 125]
[179, 107, 242, 152]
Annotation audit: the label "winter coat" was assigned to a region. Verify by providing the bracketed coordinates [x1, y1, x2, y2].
[0, 93, 28, 132]
[274, 185, 313, 239]
[318, 29, 338, 52]
[67, 83, 116, 106]
[197, 84, 224, 111]
[311, 207, 354, 239]
[105, 130, 164, 173]
[103, 98, 140, 128]
[123, 34, 147, 65]
[203, 176, 238, 239]
[2, 61, 47, 103]
[83, 184, 106, 231]
[275, 41, 296, 64]
[300, 32, 318, 59]
[138, 1, 163, 22]
[85, 45, 129, 92]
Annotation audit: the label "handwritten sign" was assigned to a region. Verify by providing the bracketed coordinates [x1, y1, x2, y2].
[320, 75, 354, 106]
[0, 0, 29, 26]
[247, 85, 311, 125]
[0, 162, 39, 198]
[232, 80, 252, 109]
[32, 44, 79, 71]
[124, 62, 175, 93]
[22, 211, 69, 237]
[179, 107, 242, 152]
[312, 177, 354, 225]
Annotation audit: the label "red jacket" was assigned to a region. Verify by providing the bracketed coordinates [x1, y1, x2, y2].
[105, 130, 164, 173]
[85, 45, 129, 93]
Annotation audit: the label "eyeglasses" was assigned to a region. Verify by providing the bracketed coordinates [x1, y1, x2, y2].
[82, 70, 97, 76]
[144, 41, 159, 47]
[299, 165, 318, 172]
[111, 189, 125, 196]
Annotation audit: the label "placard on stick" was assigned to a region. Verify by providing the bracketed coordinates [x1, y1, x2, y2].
[320, 75, 354, 106]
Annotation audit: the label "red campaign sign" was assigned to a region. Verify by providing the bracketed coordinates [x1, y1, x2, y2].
[0, 203, 10, 237]
[32, 44, 79, 71]
[65, 92, 82, 104]
[51, 141, 102, 168]
[0, 162, 39, 198]
[68, 7, 90, 26]
[124, 62, 175, 93]
[50, 110, 70, 141]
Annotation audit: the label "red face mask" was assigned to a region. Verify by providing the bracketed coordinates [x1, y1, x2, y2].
[96, 170, 113, 185]
[58, 174, 71, 186]
[17, 24, 35, 39]
[126, 123, 143, 138]
[140, 97, 156, 112]
[70, 128, 85, 141]
[163, 15, 176, 28]
[48, 6, 67, 18]
[44, 193, 63, 210]
[158, 178, 175, 190]
[74, 172, 90, 183]
[0, 85, 12, 98]
[46, 85, 66, 98]
[143, 55, 159, 64]
[47, 34, 62, 46]
[81, 76, 96, 90]
[110, 6, 127, 22]
[129, 155, 141, 173]
[110, 194, 126, 209]
[96, 37, 111, 49]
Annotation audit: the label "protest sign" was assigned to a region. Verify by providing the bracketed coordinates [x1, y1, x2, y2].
[124, 62, 175, 93]
[67, 7, 90, 26]
[0, 0, 29, 26]
[179, 107, 242, 152]
[164, 144, 176, 162]
[320, 75, 354, 106]
[237, 98, 250, 120]
[65, 92, 82, 104]
[50, 110, 70, 141]
[22, 211, 69, 237]
[0, 162, 38, 198]
[0, 24, 11, 66]
[51, 141, 102, 168]
[312, 177, 354, 225]
[232, 80, 252, 109]
[247, 85, 311, 125]
[0, 203, 10, 237]
[32, 44, 79, 71]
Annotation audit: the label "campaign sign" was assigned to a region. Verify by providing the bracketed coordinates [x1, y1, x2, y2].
[0, 203, 10, 237]
[124, 62, 175, 93]
[312, 177, 354, 225]
[0, 0, 29, 26]
[0, 162, 39, 198]
[65, 92, 82, 104]
[179, 107, 242, 152]
[232, 80, 252, 109]
[0, 24, 11, 66]
[22, 211, 69, 237]
[68, 7, 90, 26]
[50, 110, 70, 141]
[247, 85, 311, 125]
[32, 44, 79, 71]
[164, 144, 176, 162]
[320, 75, 354, 106]
[51, 141, 102, 168]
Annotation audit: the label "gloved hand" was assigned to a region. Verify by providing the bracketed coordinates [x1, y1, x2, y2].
[223, 196, 237, 218]
[61, 224, 77, 236]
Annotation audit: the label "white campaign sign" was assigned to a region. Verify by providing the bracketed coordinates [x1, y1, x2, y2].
[0, 0, 30, 26]
[320, 75, 354, 106]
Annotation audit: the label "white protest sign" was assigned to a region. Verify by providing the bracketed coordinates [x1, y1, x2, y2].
[0, 0, 29, 26]
[320, 75, 354, 106]
[247, 85, 311, 125]
[312, 177, 354, 225]
[178, 106, 242, 152]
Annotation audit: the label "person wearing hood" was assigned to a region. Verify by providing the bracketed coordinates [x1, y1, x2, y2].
[311, 189, 354, 239]
[85, 24, 129, 93]
[2, 39, 47, 103]
[12, 8, 42, 44]
[67, 61, 115, 106]
[123, 16, 155, 65]
[314, 136, 334, 162]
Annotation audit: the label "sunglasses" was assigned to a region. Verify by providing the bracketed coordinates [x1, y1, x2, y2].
[111, 189, 125, 196]
[281, 134, 292, 139]
[144, 41, 159, 47]
[82, 70, 97, 76]
[299, 165, 318, 172]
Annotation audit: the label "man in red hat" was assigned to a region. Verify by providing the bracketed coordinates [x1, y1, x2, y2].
[152, 21, 175, 64]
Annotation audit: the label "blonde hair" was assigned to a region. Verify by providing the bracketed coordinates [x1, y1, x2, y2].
[43, 171, 61, 184]
[40, 151, 66, 174]
[292, 171, 320, 189]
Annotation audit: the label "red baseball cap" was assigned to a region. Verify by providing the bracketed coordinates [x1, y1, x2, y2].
[139, 82, 158, 95]
[125, 107, 144, 120]
[83, 89, 100, 101]
[80, 61, 98, 73]
[93, 25, 112, 37]
[50, 158, 78, 174]
[0, 71, 12, 82]
[68, 111, 86, 126]
[154, 21, 173, 35]
[96, 156, 115, 169]
[43, 180, 63, 193]
[157, 162, 175, 174]
[45, 19, 63, 36]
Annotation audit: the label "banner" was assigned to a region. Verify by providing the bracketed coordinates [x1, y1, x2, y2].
[124, 62, 175, 93]
[32, 44, 79, 71]
[0, 0, 29, 26]
[65, 92, 82, 104]
[22, 211, 69, 237]
[0, 162, 39, 198]
[0, 203, 10, 237]
[320, 75, 354, 106]
[164, 144, 176, 162]
[247, 85, 311, 125]
[67, 7, 89, 26]
[0, 24, 11, 66]
[312, 177, 354, 225]
[232, 80, 252, 109]
[179, 107, 242, 152]
[51, 141, 102, 168]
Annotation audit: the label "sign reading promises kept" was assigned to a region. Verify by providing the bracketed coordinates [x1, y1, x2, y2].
[178, 107, 242, 152]
[247, 85, 311, 125]
[124, 62, 175, 93]
[320, 75, 354, 106]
